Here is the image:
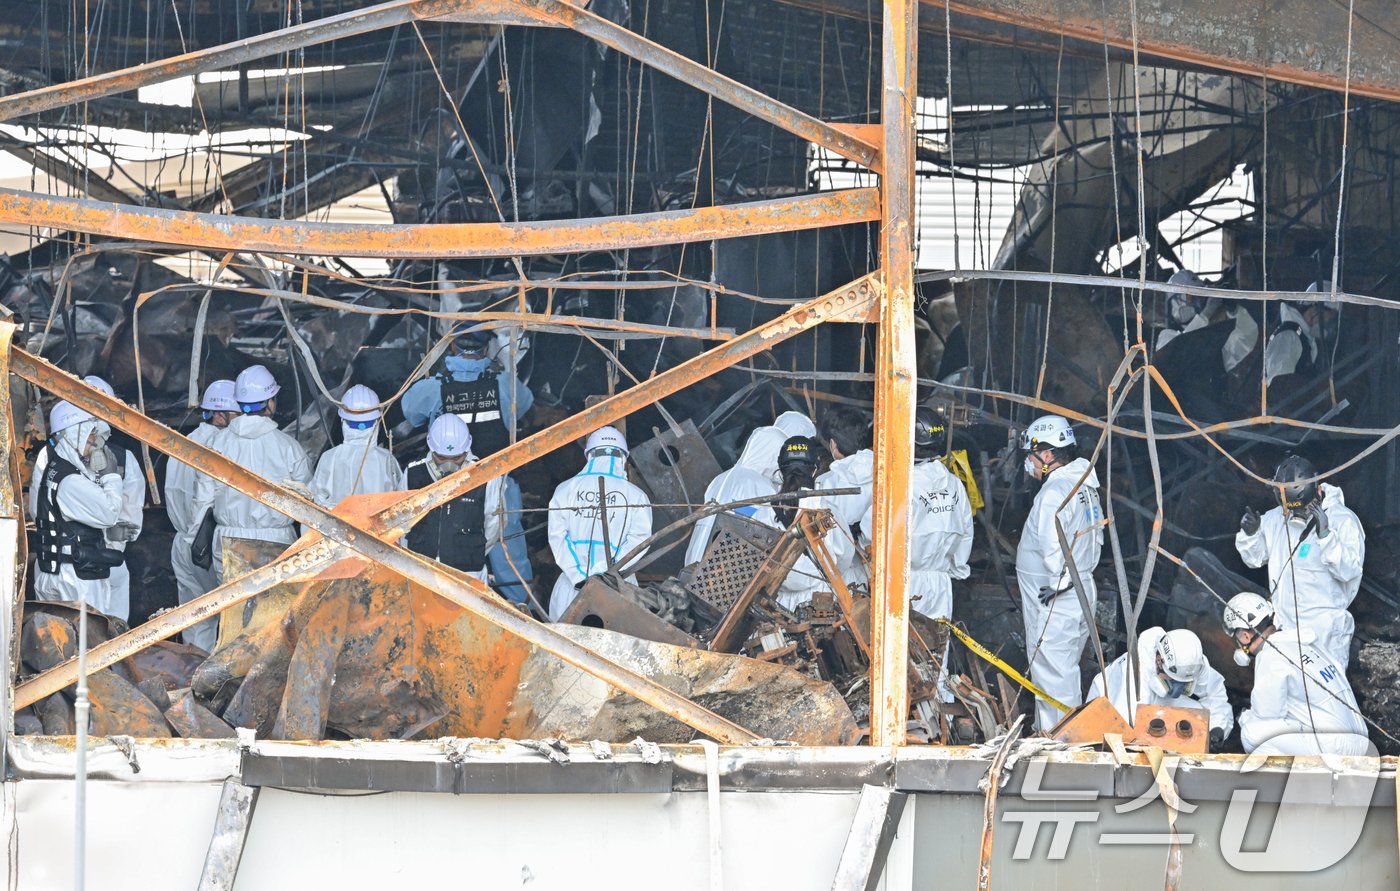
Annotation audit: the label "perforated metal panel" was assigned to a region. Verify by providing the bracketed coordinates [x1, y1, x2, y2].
[689, 514, 781, 615]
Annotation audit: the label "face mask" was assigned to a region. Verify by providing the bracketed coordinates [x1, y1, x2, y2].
[1233, 648, 1253, 667]
[1023, 455, 1040, 478]
[1168, 295, 1197, 327]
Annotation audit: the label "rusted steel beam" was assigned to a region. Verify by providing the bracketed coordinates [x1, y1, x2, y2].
[484, 0, 881, 169]
[0, 188, 879, 259]
[946, 0, 1400, 104]
[0, 0, 530, 124]
[867, 0, 917, 748]
[375, 275, 880, 534]
[10, 277, 877, 734]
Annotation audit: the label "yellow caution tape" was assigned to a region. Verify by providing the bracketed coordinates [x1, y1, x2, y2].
[941, 449, 985, 514]
[937, 618, 1070, 713]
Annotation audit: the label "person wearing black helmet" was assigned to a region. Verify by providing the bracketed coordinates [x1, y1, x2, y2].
[772, 435, 827, 611]
[1236, 454, 1364, 670]
[401, 322, 535, 457]
[858, 407, 973, 701]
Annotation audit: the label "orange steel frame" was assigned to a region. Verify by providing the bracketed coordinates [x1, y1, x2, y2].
[0, 0, 918, 746]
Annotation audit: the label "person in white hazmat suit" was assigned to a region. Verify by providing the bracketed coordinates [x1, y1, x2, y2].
[1088, 626, 1233, 748]
[773, 410, 817, 440]
[1224, 592, 1369, 757]
[1015, 414, 1104, 733]
[28, 377, 146, 621]
[683, 424, 786, 566]
[547, 426, 653, 622]
[32, 401, 127, 613]
[313, 384, 405, 508]
[404, 414, 507, 586]
[1153, 269, 1258, 372]
[164, 379, 238, 651]
[191, 365, 312, 578]
[83, 376, 145, 622]
[813, 406, 874, 586]
[1236, 454, 1363, 670]
[860, 408, 973, 701]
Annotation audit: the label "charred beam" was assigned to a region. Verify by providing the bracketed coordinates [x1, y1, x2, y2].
[0, 187, 880, 258]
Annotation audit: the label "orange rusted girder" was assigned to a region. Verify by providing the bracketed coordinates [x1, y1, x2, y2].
[0, 0, 878, 168]
[10, 277, 877, 735]
[0, 0, 529, 124]
[374, 277, 879, 533]
[867, 0, 917, 748]
[0, 188, 879, 259]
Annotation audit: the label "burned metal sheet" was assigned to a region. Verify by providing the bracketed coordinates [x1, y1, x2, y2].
[628, 419, 723, 576]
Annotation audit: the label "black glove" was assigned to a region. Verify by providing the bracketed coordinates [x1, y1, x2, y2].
[190, 509, 216, 570]
[1209, 726, 1225, 752]
[1307, 502, 1330, 539]
[1037, 584, 1065, 606]
[1240, 506, 1261, 536]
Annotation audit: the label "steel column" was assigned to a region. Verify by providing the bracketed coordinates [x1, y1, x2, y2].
[0, 187, 878, 259]
[867, 0, 917, 748]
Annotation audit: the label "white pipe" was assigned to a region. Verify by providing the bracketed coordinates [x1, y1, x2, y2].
[74, 598, 88, 891]
[702, 740, 723, 891]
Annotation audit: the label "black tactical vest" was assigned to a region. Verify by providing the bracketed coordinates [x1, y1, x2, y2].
[35, 445, 123, 580]
[405, 459, 488, 572]
[439, 368, 508, 457]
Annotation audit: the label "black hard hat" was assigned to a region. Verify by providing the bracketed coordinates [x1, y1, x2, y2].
[913, 407, 947, 449]
[1273, 454, 1318, 513]
[449, 322, 494, 349]
[778, 436, 819, 473]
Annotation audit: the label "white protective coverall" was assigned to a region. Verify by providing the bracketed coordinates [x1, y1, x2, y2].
[29, 442, 142, 622]
[312, 422, 406, 508]
[1263, 302, 1319, 383]
[814, 448, 874, 585]
[1016, 457, 1104, 732]
[683, 425, 785, 566]
[192, 413, 313, 576]
[32, 424, 126, 613]
[1239, 628, 1368, 756]
[547, 452, 653, 621]
[1235, 482, 1363, 670]
[1088, 626, 1234, 736]
[860, 457, 974, 701]
[164, 422, 223, 650]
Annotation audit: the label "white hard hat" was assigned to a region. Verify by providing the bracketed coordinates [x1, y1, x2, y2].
[49, 401, 93, 436]
[585, 426, 628, 456]
[338, 384, 382, 423]
[1153, 628, 1205, 696]
[427, 413, 472, 457]
[1222, 592, 1274, 635]
[235, 365, 281, 408]
[1305, 280, 1333, 294]
[82, 375, 115, 397]
[200, 379, 238, 412]
[1020, 414, 1075, 451]
[773, 410, 817, 439]
[1167, 269, 1202, 288]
